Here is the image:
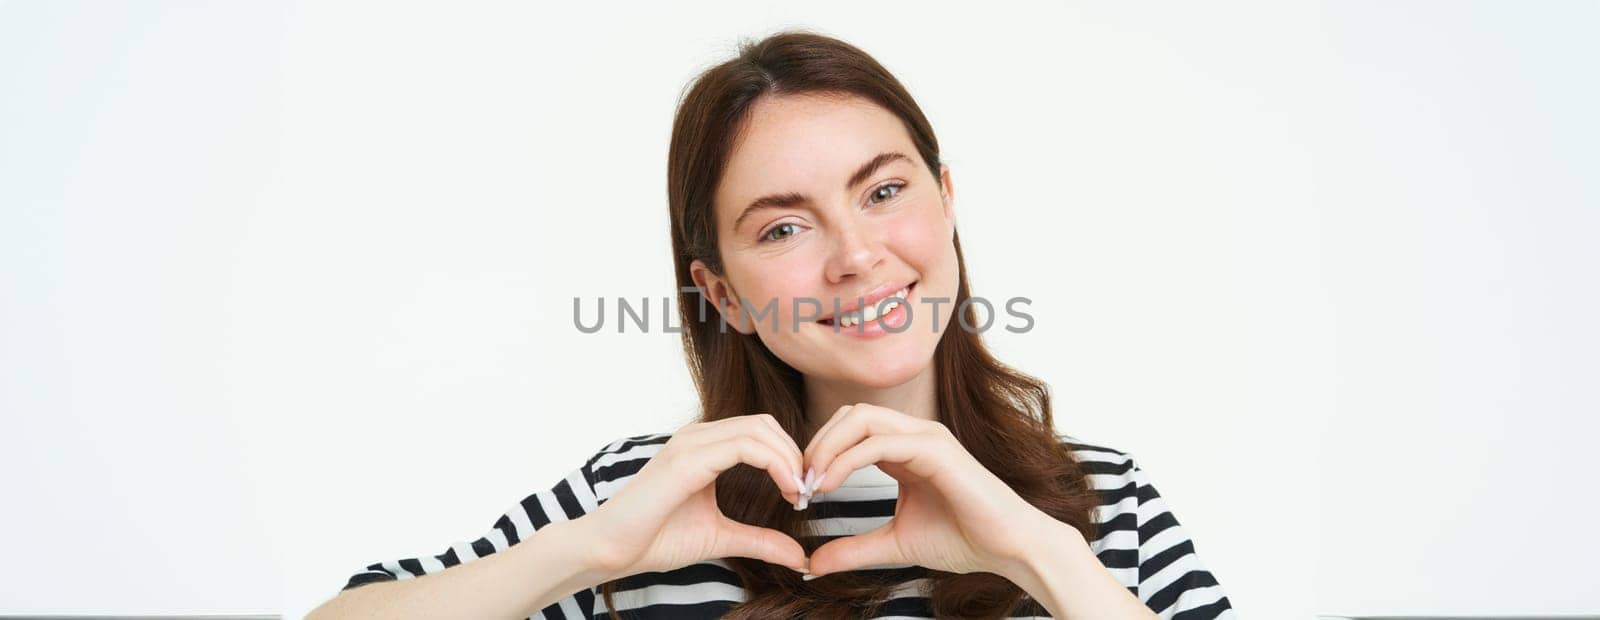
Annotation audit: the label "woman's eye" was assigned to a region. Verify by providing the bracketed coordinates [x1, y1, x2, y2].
[761, 222, 798, 243]
[869, 182, 906, 204]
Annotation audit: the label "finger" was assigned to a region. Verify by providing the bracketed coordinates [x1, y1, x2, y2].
[737, 416, 806, 503]
[753, 411, 802, 456]
[813, 434, 932, 494]
[665, 419, 721, 450]
[713, 516, 810, 572]
[699, 435, 805, 504]
[748, 413, 806, 501]
[670, 416, 754, 449]
[679, 416, 806, 502]
[803, 404, 854, 464]
[675, 414, 783, 446]
[807, 406, 930, 492]
[756, 412, 806, 483]
[806, 518, 902, 577]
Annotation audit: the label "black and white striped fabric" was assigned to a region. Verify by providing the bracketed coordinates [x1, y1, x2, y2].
[343, 432, 1235, 619]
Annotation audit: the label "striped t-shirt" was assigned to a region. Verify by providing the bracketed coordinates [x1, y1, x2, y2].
[343, 431, 1235, 619]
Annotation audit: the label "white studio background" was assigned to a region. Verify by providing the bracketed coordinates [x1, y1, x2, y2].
[1, 1, 1595, 618]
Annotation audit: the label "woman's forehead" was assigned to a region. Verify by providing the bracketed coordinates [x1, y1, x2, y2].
[716, 93, 917, 219]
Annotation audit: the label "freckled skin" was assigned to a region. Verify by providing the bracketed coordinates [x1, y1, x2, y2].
[690, 93, 961, 391]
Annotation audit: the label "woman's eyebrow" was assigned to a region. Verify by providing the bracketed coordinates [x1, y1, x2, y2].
[732, 151, 913, 230]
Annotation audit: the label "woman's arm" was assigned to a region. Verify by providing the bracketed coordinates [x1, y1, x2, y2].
[306, 516, 617, 620]
[310, 419, 811, 619]
[1001, 518, 1157, 619]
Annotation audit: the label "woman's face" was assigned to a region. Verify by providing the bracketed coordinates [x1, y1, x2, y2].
[691, 92, 959, 389]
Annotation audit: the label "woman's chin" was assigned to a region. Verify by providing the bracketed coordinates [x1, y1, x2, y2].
[824, 357, 928, 389]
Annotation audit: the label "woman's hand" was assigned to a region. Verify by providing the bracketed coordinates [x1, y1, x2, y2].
[583, 414, 812, 578]
[801, 403, 1062, 579]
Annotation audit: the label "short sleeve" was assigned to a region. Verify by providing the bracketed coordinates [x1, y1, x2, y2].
[1128, 455, 1236, 619]
[339, 444, 609, 620]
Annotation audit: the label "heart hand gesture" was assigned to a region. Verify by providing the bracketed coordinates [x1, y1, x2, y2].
[800, 403, 1056, 580]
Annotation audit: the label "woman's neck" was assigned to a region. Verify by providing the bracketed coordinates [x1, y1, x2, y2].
[801, 363, 939, 438]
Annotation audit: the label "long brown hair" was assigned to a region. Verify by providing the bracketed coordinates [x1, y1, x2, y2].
[598, 29, 1101, 619]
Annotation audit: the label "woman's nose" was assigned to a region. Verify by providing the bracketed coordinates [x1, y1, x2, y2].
[822, 215, 885, 283]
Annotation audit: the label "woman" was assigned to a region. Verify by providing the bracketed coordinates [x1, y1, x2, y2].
[310, 30, 1234, 620]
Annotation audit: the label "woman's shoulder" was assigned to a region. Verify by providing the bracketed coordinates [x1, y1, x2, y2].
[578, 430, 676, 504]
[1054, 431, 1142, 491]
[1055, 432, 1236, 616]
[1055, 431, 1133, 463]
[583, 430, 675, 462]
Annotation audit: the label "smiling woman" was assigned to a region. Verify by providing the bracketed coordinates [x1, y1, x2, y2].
[686, 89, 958, 382]
[309, 29, 1234, 620]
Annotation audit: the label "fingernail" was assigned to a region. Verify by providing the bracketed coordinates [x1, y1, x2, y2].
[803, 467, 815, 492]
[802, 573, 819, 581]
[796, 493, 809, 510]
[808, 470, 823, 494]
[792, 473, 806, 494]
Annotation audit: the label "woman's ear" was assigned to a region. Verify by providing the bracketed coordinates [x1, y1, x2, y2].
[688, 259, 755, 335]
[939, 163, 957, 235]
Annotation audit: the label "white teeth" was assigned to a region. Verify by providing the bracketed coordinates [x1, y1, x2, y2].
[832, 286, 911, 328]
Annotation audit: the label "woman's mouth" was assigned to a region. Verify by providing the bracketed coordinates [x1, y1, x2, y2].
[817, 281, 915, 329]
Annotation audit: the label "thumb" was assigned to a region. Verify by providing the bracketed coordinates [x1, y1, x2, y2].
[807, 520, 902, 577]
[713, 517, 809, 571]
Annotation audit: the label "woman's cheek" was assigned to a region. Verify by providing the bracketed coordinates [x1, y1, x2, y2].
[887, 203, 952, 263]
[767, 277, 816, 329]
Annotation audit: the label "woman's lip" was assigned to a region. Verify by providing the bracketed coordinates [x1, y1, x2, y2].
[816, 280, 916, 323]
[817, 281, 916, 325]
[823, 282, 914, 336]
